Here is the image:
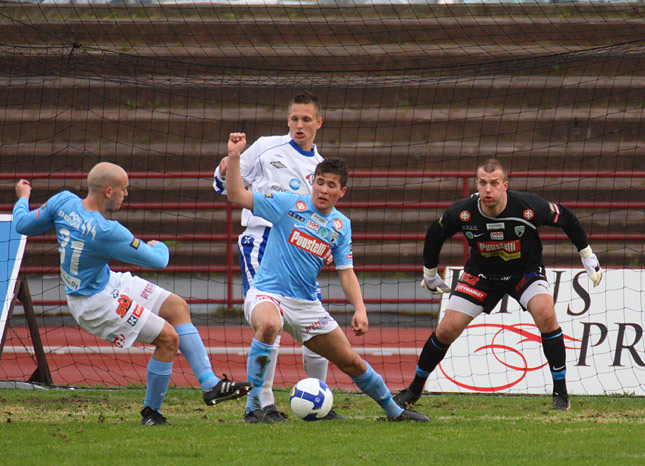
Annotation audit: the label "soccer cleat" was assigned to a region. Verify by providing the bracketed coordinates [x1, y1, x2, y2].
[243, 409, 264, 424]
[393, 409, 430, 422]
[321, 408, 345, 421]
[203, 374, 253, 406]
[393, 387, 421, 408]
[262, 404, 287, 423]
[551, 392, 570, 411]
[140, 407, 168, 426]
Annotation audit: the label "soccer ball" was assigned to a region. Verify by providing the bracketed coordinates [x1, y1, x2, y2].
[289, 378, 333, 421]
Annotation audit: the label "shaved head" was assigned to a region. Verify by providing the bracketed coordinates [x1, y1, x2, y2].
[87, 162, 128, 194]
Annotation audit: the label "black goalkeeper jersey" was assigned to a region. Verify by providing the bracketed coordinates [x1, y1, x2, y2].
[423, 190, 589, 279]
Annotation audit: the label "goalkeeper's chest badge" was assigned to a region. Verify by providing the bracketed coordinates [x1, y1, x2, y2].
[514, 226, 525, 237]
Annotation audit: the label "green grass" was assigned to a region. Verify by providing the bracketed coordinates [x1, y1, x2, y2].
[0, 388, 643, 465]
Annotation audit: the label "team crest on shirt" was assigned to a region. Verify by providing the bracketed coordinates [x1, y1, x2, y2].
[515, 226, 525, 237]
[459, 210, 471, 222]
[296, 200, 307, 211]
[329, 231, 339, 244]
[289, 178, 301, 190]
[523, 209, 534, 220]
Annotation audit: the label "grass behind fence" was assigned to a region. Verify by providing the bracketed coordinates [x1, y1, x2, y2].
[0, 387, 643, 465]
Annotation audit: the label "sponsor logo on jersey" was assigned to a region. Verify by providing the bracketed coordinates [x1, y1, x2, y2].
[311, 213, 328, 226]
[288, 211, 306, 223]
[306, 220, 320, 232]
[58, 209, 82, 229]
[35, 208, 41, 218]
[306, 173, 315, 185]
[477, 240, 521, 261]
[305, 315, 334, 333]
[523, 209, 535, 220]
[490, 231, 504, 240]
[346, 253, 353, 260]
[265, 193, 274, 198]
[130, 238, 140, 249]
[60, 269, 80, 291]
[514, 225, 525, 237]
[459, 210, 471, 222]
[270, 161, 287, 169]
[140, 283, 155, 300]
[127, 304, 144, 327]
[548, 202, 560, 223]
[296, 200, 307, 211]
[463, 224, 478, 231]
[289, 178, 301, 190]
[455, 283, 486, 301]
[116, 295, 133, 318]
[113, 333, 126, 347]
[333, 218, 343, 230]
[461, 273, 480, 285]
[329, 231, 339, 244]
[288, 229, 330, 257]
[486, 222, 505, 230]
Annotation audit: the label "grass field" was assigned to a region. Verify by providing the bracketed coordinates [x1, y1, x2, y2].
[1, 387, 643, 465]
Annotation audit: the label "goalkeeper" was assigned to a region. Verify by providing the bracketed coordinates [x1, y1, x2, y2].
[394, 158, 602, 411]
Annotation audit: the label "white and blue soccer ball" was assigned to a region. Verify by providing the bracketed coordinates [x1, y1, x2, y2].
[289, 377, 333, 421]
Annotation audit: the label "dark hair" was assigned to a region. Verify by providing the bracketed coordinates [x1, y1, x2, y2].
[314, 158, 348, 188]
[477, 158, 508, 181]
[289, 91, 321, 117]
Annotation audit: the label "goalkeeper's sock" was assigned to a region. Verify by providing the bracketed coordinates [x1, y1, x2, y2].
[351, 362, 404, 419]
[245, 338, 273, 414]
[176, 323, 220, 390]
[410, 332, 450, 395]
[144, 357, 173, 412]
[541, 327, 568, 395]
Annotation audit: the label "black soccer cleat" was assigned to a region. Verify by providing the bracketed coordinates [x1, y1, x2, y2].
[140, 406, 168, 426]
[243, 408, 264, 424]
[262, 404, 287, 423]
[393, 409, 430, 422]
[393, 387, 421, 409]
[321, 408, 345, 421]
[203, 374, 253, 407]
[551, 392, 570, 411]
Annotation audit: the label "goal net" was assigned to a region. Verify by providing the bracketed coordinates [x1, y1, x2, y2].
[1, 1, 643, 395]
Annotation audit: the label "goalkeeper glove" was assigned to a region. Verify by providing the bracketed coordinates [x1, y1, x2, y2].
[421, 267, 451, 294]
[579, 246, 603, 287]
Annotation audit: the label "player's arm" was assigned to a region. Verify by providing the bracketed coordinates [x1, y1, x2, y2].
[337, 268, 368, 336]
[213, 137, 259, 195]
[12, 179, 55, 236]
[541, 199, 602, 287]
[420, 212, 457, 294]
[225, 132, 254, 211]
[108, 224, 169, 270]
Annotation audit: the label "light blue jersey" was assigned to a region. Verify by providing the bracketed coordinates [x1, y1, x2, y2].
[251, 192, 353, 301]
[13, 190, 168, 296]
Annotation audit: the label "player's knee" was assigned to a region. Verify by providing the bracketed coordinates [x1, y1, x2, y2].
[159, 294, 191, 326]
[155, 326, 179, 355]
[254, 319, 281, 343]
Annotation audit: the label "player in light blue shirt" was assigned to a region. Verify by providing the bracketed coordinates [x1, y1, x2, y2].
[225, 132, 429, 423]
[13, 162, 251, 426]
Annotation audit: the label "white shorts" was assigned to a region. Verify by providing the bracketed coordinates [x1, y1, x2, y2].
[66, 271, 170, 348]
[244, 287, 338, 344]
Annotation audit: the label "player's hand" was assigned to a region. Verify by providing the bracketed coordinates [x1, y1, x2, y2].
[228, 132, 246, 157]
[323, 249, 334, 266]
[580, 246, 603, 287]
[351, 308, 368, 336]
[420, 266, 451, 294]
[147, 240, 158, 247]
[218, 156, 229, 178]
[15, 179, 32, 200]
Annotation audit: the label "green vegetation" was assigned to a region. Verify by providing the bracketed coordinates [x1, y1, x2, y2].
[1, 388, 643, 465]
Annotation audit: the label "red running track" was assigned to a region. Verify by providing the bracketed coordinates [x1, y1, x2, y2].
[1, 326, 432, 391]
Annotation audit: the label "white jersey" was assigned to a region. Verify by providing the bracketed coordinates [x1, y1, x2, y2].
[213, 134, 323, 230]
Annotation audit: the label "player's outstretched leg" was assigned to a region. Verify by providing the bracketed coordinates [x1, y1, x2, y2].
[351, 361, 429, 422]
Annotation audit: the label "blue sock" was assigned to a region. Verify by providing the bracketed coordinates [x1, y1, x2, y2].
[176, 323, 220, 390]
[144, 358, 173, 412]
[351, 361, 403, 419]
[245, 338, 273, 414]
